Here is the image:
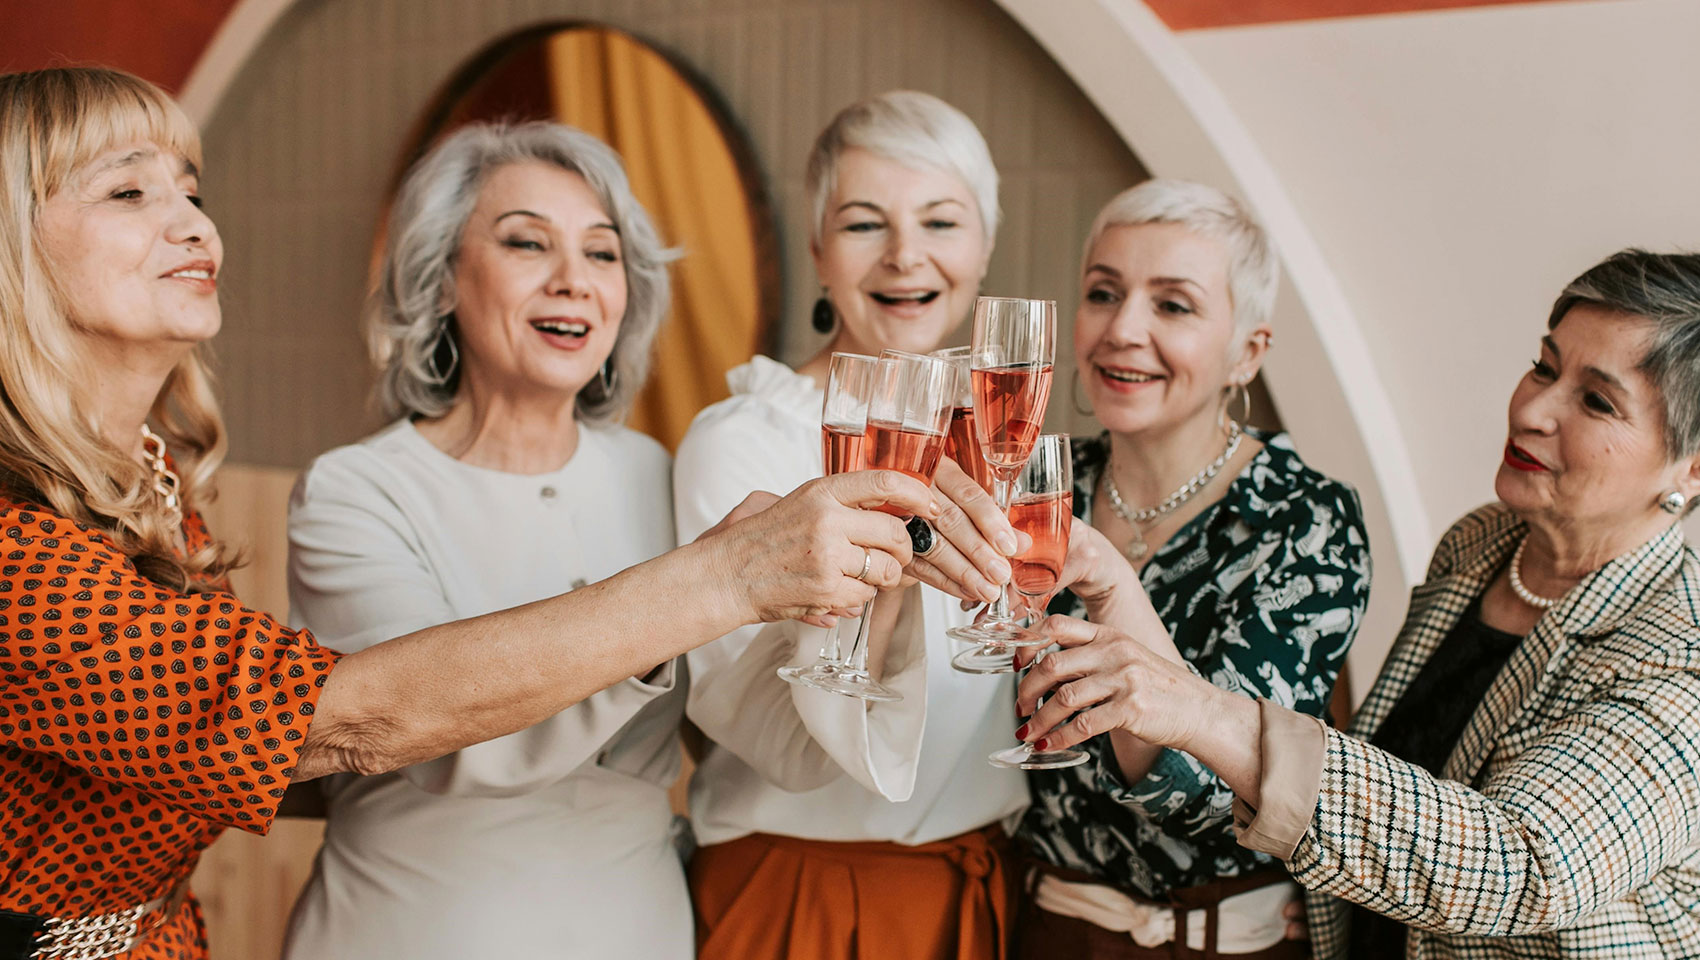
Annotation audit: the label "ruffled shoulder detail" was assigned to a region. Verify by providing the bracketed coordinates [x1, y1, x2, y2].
[725, 355, 819, 408]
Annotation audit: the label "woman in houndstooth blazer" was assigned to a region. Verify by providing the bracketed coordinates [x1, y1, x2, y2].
[1014, 248, 1700, 958]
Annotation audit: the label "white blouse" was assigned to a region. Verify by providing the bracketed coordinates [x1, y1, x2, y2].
[673, 356, 1029, 848]
[282, 420, 691, 960]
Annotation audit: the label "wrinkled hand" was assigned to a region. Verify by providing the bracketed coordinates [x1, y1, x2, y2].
[706, 471, 933, 625]
[912, 456, 1026, 604]
[698, 490, 783, 541]
[1054, 519, 1134, 611]
[1015, 615, 1220, 753]
[700, 490, 854, 626]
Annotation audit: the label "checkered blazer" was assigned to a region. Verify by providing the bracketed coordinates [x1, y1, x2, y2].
[1293, 503, 1700, 959]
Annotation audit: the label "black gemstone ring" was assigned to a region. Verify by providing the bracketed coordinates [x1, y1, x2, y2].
[907, 516, 939, 558]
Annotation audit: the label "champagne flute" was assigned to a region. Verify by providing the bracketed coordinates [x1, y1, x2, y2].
[931, 345, 994, 494]
[947, 297, 1056, 651]
[779, 352, 877, 690]
[987, 434, 1088, 769]
[811, 352, 955, 702]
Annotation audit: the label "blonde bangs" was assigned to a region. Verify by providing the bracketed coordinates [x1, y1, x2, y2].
[29, 68, 203, 200]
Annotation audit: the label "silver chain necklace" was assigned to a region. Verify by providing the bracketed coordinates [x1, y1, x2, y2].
[1104, 422, 1242, 561]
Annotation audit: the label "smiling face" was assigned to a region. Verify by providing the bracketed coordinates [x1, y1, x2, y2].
[1496, 303, 1696, 537]
[449, 161, 627, 405]
[813, 148, 990, 357]
[36, 140, 222, 365]
[1074, 222, 1265, 440]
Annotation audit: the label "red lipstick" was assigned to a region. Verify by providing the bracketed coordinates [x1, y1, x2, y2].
[1503, 441, 1547, 472]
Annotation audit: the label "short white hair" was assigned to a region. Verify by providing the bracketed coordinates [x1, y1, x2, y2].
[369, 121, 678, 424]
[1083, 179, 1278, 333]
[805, 91, 999, 247]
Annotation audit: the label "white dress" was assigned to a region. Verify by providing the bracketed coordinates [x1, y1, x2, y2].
[673, 356, 1029, 848]
[282, 419, 692, 960]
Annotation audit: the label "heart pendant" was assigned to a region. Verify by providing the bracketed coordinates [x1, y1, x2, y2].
[1124, 539, 1148, 561]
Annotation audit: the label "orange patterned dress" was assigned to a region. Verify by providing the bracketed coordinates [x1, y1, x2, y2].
[0, 495, 340, 958]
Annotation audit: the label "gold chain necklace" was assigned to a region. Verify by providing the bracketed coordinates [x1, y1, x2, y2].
[139, 424, 182, 522]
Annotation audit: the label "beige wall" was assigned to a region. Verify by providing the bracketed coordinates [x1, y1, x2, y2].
[202, 0, 1148, 469]
[1178, 0, 1700, 544]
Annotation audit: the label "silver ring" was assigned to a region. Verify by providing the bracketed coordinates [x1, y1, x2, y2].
[854, 547, 872, 583]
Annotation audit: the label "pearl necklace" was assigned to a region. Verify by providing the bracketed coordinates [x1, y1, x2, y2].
[139, 424, 182, 522]
[1104, 422, 1242, 561]
[1507, 537, 1561, 610]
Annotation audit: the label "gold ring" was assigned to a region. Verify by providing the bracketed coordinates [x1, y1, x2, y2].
[854, 547, 872, 583]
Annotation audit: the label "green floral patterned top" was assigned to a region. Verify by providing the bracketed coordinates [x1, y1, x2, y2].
[1018, 430, 1370, 897]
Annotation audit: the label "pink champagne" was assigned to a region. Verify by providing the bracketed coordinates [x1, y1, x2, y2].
[945, 406, 995, 494]
[972, 363, 1053, 471]
[1008, 491, 1072, 597]
[866, 420, 946, 516]
[821, 424, 867, 476]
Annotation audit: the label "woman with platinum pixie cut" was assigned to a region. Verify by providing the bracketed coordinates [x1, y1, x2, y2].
[675, 91, 1033, 960]
[930, 178, 1368, 958]
[283, 121, 689, 959]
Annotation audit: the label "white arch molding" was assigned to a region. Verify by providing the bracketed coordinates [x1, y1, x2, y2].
[179, 0, 1428, 695]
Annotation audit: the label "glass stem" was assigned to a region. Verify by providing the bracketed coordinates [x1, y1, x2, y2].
[987, 473, 1014, 622]
[820, 621, 843, 665]
[843, 597, 876, 676]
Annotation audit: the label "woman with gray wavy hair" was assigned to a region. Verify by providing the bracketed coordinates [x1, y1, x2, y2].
[282, 121, 692, 959]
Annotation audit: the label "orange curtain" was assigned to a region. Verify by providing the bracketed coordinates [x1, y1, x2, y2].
[546, 29, 764, 451]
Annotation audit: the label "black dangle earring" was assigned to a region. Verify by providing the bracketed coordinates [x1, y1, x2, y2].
[812, 291, 835, 333]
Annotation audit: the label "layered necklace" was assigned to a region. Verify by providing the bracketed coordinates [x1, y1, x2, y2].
[139, 424, 182, 523]
[1104, 421, 1242, 561]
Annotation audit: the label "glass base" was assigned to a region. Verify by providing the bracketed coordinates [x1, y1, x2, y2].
[987, 743, 1089, 770]
[777, 662, 839, 691]
[811, 668, 903, 702]
[951, 643, 1015, 675]
[945, 617, 1048, 648]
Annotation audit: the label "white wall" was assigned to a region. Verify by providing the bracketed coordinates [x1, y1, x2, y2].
[1181, 0, 1700, 549]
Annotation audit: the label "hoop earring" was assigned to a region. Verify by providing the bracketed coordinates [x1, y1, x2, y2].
[1070, 369, 1094, 417]
[812, 290, 835, 333]
[1660, 490, 1687, 515]
[426, 316, 460, 385]
[1218, 379, 1252, 433]
[597, 359, 619, 398]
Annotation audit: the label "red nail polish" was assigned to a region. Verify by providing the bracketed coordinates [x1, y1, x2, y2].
[1015, 723, 1029, 740]
[1034, 738, 1049, 751]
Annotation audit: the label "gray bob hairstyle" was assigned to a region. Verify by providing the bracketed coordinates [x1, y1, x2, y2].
[369, 121, 677, 424]
[1083, 179, 1279, 334]
[1549, 249, 1700, 460]
[805, 90, 999, 247]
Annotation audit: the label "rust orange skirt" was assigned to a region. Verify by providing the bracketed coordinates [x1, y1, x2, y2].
[689, 826, 1015, 960]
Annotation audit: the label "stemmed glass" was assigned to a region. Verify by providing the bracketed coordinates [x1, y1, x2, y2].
[779, 352, 877, 690]
[809, 351, 955, 702]
[947, 297, 1056, 654]
[987, 434, 1088, 769]
[931, 346, 994, 495]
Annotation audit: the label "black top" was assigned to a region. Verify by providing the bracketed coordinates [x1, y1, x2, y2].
[1349, 597, 1525, 958]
